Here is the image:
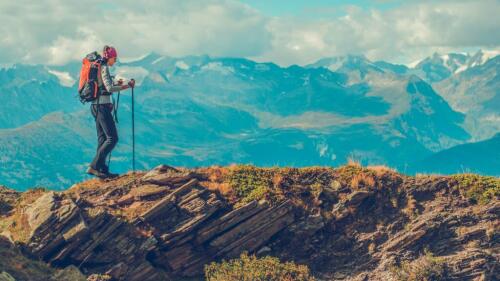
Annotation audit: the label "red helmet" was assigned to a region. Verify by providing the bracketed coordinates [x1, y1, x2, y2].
[103, 46, 118, 59]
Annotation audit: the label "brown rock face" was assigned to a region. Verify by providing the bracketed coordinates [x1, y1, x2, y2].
[0, 186, 18, 216]
[2, 166, 295, 280]
[0, 165, 498, 281]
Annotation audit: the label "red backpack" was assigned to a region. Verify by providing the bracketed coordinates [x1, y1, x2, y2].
[78, 52, 102, 103]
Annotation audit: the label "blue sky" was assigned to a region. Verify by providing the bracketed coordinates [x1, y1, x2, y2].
[240, 0, 403, 17]
[0, 0, 498, 66]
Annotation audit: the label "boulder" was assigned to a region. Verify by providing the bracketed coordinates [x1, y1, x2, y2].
[141, 165, 194, 187]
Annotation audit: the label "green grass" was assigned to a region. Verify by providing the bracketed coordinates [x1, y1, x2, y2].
[225, 165, 279, 205]
[451, 174, 500, 204]
[204, 252, 315, 281]
[222, 164, 398, 206]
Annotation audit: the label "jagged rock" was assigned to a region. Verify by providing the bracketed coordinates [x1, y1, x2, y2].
[138, 179, 199, 222]
[0, 272, 15, 281]
[210, 200, 294, 258]
[331, 202, 350, 220]
[141, 165, 194, 187]
[195, 200, 265, 244]
[1, 165, 498, 280]
[288, 212, 325, 237]
[25, 192, 88, 260]
[0, 186, 19, 216]
[345, 190, 373, 207]
[51, 266, 86, 281]
[116, 184, 169, 205]
[87, 274, 112, 281]
[257, 246, 272, 256]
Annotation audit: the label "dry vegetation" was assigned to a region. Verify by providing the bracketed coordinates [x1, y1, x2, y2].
[204, 252, 315, 281]
[197, 163, 405, 209]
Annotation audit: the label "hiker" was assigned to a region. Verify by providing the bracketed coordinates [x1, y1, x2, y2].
[85, 45, 135, 179]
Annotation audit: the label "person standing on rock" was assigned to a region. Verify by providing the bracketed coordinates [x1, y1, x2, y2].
[86, 45, 135, 179]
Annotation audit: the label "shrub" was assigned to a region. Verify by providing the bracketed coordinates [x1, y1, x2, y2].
[350, 173, 375, 189]
[226, 166, 277, 205]
[205, 252, 315, 281]
[451, 174, 500, 204]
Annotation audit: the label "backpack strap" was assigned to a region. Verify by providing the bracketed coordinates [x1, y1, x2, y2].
[92, 61, 102, 99]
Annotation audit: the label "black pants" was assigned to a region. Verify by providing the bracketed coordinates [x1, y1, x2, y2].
[90, 104, 118, 172]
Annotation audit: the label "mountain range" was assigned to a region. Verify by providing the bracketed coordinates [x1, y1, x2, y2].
[0, 50, 498, 190]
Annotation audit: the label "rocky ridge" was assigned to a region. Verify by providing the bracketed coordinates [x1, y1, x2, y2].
[0, 164, 498, 280]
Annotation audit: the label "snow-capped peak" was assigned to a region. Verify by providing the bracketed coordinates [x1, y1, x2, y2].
[307, 54, 376, 72]
[468, 50, 500, 68]
[411, 49, 499, 76]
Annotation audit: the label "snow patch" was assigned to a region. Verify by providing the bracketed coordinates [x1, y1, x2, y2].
[149, 72, 167, 84]
[47, 69, 75, 87]
[455, 64, 468, 74]
[317, 143, 328, 157]
[407, 59, 421, 68]
[327, 61, 343, 72]
[440, 54, 449, 66]
[152, 56, 166, 65]
[480, 50, 500, 64]
[255, 64, 270, 71]
[175, 60, 190, 70]
[201, 62, 234, 75]
[482, 114, 500, 123]
[114, 66, 149, 85]
[289, 142, 304, 150]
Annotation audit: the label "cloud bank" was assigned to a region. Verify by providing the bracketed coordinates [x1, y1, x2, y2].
[0, 0, 498, 66]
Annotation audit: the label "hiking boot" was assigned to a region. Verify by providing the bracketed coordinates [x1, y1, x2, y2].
[103, 171, 119, 179]
[86, 166, 109, 179]
[100, 167, 119, 179]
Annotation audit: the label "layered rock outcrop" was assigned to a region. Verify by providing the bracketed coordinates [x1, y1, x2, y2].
[0, 165, 498, 280]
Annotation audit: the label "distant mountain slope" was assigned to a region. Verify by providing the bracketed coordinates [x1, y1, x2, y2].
[434, 55, 500, 141]
[410, 50, 499, 83]
[306, 55, 469, 151]
[0, 111, 95, 189]
[1, 51, 499, 189]
[411, 133, 500, 175]
[0, 64, 78, 129]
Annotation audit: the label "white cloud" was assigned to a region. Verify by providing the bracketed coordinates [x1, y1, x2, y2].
[0, 0, 498, 66]
[46, 69, 76, 87]
[254, 0, 500, 65]
[0, 0, 270, 65]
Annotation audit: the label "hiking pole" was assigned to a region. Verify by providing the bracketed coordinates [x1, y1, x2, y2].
[131, 80, 136, 174]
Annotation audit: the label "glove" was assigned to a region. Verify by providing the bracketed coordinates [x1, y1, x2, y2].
[128, 79, 135, 88]
[116, 79, 124, 86]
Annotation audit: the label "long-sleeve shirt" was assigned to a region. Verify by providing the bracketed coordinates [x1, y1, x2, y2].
[92, 64, 123, 104]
